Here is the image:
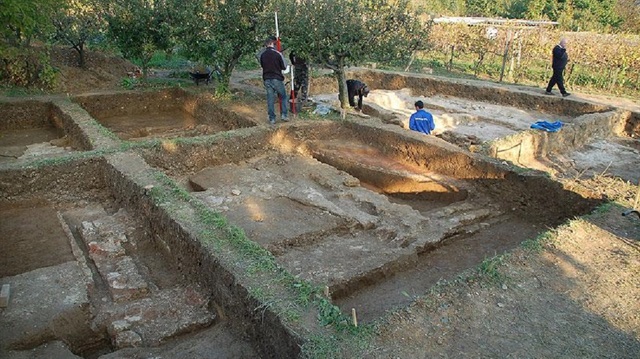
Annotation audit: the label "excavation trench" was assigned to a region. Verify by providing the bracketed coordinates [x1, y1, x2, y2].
[0, 100, 86, 164]
[73, 88, 258, 141]
[2, 69, 632, 358]
[147, 121, 603, 324]
[0, 158, 266, 358]
[307, 69, 640, 184]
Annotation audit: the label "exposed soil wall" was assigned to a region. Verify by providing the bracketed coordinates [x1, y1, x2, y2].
[341, 121, 508, 179]
[626, 111, 640, 137]
[49, 102, 96, 151]
[187, 92, 259, 129]
[102, 153, 305, 358]
[475, 174, 603, 224]
[139, 126, 274, 176]
[336, 121, 603, 223]
[0, 101, 55, 130]
[269, 120, 509, 179]
[488, 109, 630, 164]
[73, 88, 258, 135]
[0, 157, 108, 203]
[353, 70, 612, 117]
[73, 88, 189, 119]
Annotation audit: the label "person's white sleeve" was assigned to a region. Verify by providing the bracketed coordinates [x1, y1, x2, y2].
[279, 52, 290, 74]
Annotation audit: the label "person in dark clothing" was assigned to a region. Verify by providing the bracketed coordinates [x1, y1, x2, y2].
[346, 79, 370, 111]
[409, 100, 435, 135]
[289, 52, 309, 104]
[260, 36, 289, 124]
[545, 38, 570, 97]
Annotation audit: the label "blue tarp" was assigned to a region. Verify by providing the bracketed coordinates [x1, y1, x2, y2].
[531, 120, 564, 132]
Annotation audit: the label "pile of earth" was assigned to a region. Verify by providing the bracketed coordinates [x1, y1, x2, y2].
[50, 46, 139, 94]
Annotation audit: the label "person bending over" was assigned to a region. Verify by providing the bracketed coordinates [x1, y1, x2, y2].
[409, 100, 435, 135]
[346, 79, 369, 111]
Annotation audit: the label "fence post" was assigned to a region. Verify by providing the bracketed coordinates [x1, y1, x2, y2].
[499, 28, 512, 82]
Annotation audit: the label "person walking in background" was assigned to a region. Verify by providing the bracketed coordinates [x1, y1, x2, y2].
[346, 79, 370, 111]
[545, 38, 570, 97]
[409, 100, 435, 135]
[260, 36, 289, 124]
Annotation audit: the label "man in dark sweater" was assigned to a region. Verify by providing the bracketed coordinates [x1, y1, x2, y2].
[260, 36, 289, 124]
[346, 79, 370, 111]
[545, 38, 570, 97]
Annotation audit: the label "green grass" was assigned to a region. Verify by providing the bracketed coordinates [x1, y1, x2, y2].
[477, 254, 509, 285]
[0, 86, 47, 97]
[521, 232, 554, 252]
[131, 52, 190, 70]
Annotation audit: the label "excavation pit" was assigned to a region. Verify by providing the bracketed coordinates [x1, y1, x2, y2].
[142, 120, 603, 323]
[307, 70, 639, 183]
[73, 88, 257, 141]
[0, 100, 84, 164]
[0, 157, 266, 358]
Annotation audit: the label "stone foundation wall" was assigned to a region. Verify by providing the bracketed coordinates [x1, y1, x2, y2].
[103, 152, 305, 358]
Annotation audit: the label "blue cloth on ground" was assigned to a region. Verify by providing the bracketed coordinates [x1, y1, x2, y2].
[530, 120, 563, 132]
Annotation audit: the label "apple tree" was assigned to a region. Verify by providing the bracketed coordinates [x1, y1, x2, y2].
[273, 0, 426, 109]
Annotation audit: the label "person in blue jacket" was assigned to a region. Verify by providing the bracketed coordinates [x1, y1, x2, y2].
[409, 100, 435, 135]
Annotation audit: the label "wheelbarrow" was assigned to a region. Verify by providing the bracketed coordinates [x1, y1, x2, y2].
[622, 209, 640, 219]
[189, 70, 212, 86]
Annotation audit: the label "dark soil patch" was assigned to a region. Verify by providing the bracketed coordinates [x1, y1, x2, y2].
[99, 110, 227, 140]
[0, 200, 75, 277]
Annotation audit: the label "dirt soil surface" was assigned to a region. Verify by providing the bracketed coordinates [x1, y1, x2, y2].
[1, 53, 639, 358]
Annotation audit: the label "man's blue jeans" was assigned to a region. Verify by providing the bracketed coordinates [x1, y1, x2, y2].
[264, 78, 288, 123]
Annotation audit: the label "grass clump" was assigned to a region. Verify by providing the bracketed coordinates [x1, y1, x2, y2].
[477, 254, 509, 285]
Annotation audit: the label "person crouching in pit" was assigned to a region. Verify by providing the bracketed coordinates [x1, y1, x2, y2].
[409, 100, 435, 135]
[346, 79, 369, 112]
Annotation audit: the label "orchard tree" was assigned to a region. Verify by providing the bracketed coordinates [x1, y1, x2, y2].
[101, 0, 174, 78]
[52, 0, 105, 68]
[275, 0, 426, 109]
[0, 0, 61, 86]
[174, 0, 267, 92]
[0, 0, 60, 47]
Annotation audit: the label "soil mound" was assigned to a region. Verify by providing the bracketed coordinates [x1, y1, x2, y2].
[50, 47, 138, 94]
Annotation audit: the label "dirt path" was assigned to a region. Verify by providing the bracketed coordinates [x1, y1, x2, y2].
[367, 210, 640, 358]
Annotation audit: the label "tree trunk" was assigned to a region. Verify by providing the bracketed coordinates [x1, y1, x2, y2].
[334, 61, 349, 109]
[448, 45, 455, 71]
[73, 43, 86, 69]
[404, 51, 415, 72]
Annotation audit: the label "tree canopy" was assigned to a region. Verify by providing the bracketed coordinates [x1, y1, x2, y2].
[52, 0, 105, 68]
[100, 0, 174, 77]
[274, 0, 427, 108]
[174, 0, 268, 92]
